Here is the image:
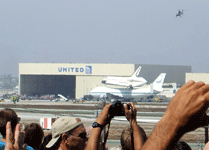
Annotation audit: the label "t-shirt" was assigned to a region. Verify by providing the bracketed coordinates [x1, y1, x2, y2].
[0, 141, 34, 150]
[0, 141, 5, 150]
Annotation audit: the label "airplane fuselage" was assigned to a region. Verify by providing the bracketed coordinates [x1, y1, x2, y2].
[90, 86, 159, 99]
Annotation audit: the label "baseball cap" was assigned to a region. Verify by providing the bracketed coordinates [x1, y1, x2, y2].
[46, 116, 83, 148]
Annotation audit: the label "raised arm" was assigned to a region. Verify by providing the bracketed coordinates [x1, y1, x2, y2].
[124, 103, 146, 150]
[141, 80, 209, 150]
[86, 104, 112, 150]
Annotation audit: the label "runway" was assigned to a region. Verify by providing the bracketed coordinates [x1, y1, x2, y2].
[1, 99, 168, 108]
[16, 112, 161, 123]
[1, 99, 164, 123]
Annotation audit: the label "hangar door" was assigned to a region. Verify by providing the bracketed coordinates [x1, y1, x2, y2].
[20, 75, 76, 98]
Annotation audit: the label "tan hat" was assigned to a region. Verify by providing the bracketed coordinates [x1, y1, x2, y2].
[46, 116, 82, 148]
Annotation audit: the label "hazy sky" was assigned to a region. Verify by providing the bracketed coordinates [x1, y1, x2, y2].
[1, 0, 209, 77]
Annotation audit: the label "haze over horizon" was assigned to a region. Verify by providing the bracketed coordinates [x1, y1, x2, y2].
[1, 0, 209, 77]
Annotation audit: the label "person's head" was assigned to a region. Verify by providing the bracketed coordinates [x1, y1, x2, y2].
[173, 141, 192, 150]
[0, 108, 19, 139]
[24, 123, 44, 150]
[120, 125, 147, 150]
[46, 116, 87, 150]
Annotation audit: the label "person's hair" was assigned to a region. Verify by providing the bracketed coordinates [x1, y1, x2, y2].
[0, 108, 19, 138]
[24, 123, 44, 150]
[173, 141, 192, 150]
[120, 125, 147, 150]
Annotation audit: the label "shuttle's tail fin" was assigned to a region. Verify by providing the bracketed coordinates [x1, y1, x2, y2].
[131, 66, 142, 78]
[153, 73, 166, 91]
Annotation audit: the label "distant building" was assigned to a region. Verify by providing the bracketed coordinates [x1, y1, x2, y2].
[19, 63, 191, 99]
[186, 73, 209, 84]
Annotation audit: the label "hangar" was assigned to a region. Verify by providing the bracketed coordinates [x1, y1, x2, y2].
[19, 63, 191, 99]
[186, 73, 209, 83]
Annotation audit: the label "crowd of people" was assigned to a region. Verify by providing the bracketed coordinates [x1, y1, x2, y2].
[2, 80, 209, 150]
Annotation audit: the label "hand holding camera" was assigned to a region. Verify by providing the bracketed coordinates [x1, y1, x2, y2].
[90, 100, 136, 150]
[124, 103, 137, 123]
[96, 100, 134, 127]
[109, 100, 137, 124]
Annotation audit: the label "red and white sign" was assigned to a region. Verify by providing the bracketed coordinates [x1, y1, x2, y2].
[40, 118, 56, 129]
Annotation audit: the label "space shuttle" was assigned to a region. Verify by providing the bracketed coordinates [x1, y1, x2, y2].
[101, 66, 147, 88]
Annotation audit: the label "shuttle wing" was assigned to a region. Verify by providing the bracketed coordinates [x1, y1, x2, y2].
[103, 78, 128, 86]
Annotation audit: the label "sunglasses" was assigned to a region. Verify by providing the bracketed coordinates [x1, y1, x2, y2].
[67, 131, 88, 141]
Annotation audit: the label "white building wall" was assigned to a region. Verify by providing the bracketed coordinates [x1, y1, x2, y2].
[76, 76, 106, 99]
[186, 73, 209, 84]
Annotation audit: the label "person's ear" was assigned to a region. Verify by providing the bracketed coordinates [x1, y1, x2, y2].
[61, 133, 69, 141]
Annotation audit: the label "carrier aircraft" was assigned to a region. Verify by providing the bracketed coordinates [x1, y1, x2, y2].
[90, 73, 166, 101]
[101, 66, 147, 89]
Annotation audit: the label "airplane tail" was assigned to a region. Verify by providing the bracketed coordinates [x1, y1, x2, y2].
[153, 73, 166, 92]
[131, 66, 142, 78]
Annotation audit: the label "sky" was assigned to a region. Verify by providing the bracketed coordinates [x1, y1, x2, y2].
[0, 0, 209, 77]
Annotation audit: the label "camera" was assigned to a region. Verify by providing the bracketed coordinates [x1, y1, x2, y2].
[109, 100, 131, 117]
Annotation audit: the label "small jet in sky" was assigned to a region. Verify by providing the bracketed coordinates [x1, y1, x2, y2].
[176, 10, 183, 17]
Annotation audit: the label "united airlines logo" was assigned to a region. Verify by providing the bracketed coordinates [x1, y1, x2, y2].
[58, 66, 92, 74]
[85, 66, 92, 74]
